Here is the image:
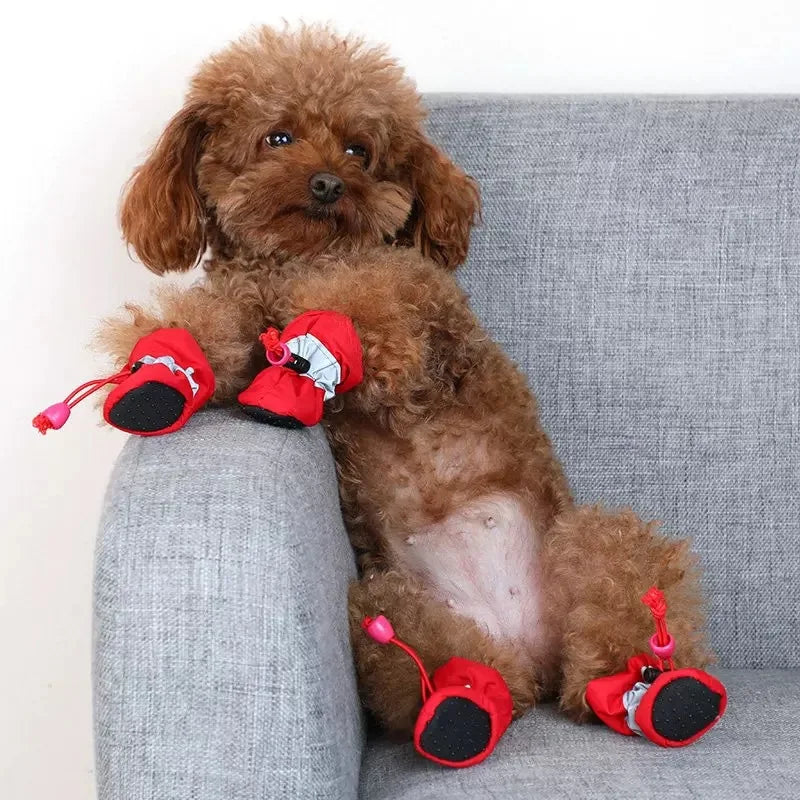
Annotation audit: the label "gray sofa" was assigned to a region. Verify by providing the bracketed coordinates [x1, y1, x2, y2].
[94, 96, 800, 800]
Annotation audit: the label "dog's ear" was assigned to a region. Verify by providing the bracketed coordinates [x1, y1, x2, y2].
[120, 104, 209, 274]
[405, 135, 480, 270]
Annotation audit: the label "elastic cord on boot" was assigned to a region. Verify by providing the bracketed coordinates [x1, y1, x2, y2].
[261, 328, 311, 374]
[32, 367, 132, 435]
[641, 586, 676, 670]
[362, 615, 434, 701]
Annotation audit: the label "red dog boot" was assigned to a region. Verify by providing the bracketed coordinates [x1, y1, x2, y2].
[586, 653, 662, 736]
[33, 328, 214, 437]
[633, 665, 727, 747]
[239, 310, 363, 428]
[362, 615, 513, 768]
[104, 329, 214, 435]
[586, 587, 727, 748]
[414, 657, 514, 767]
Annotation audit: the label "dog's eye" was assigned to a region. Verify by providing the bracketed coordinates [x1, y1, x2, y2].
[345, 143, 370, 167]
[266, 131, 293, 147]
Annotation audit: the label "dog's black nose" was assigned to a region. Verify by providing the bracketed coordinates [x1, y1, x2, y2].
[309, 172, 344, 204]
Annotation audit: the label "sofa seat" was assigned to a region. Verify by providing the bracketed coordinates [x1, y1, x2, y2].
[360, 669, 799, 800]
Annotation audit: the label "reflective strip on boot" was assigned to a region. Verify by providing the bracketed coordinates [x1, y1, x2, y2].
[622, 680, 651, 736]
[137, 355, 200, 396]
[283, 334, 342, 400]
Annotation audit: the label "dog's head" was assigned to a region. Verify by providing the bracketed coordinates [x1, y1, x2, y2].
[120, 26, 479, 273]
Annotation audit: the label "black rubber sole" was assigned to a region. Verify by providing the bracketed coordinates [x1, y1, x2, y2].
[651, 676, 723, 742]
[418, 697, 492, 763]
[239, 404, 304, 429]
[107, 381, 185, 433]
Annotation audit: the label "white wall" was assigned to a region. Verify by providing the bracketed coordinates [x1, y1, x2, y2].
[1, 1, 798, 797]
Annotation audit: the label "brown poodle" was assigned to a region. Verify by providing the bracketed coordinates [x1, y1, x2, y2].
[101, 25, 712, 745]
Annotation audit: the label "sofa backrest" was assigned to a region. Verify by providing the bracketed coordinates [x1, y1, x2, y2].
[427, 95, 800, 669]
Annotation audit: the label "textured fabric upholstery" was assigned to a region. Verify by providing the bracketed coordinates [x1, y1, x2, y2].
[360, 669, 800, 800]
[425, 95, 800, 669]
[94, 410, 363, 800]
[94, 97, 800, 800]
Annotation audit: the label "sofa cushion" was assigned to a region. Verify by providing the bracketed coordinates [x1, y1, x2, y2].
[426, 96, 800, 669]
[359, 669, 799, 800]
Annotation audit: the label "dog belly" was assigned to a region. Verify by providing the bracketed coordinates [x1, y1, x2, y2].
[390, 494, 543, 647]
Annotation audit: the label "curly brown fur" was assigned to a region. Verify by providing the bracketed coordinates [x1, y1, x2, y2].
[543, 506, 712, 721]
[349, 571, 540, 736]
[99, 25, 713, 736]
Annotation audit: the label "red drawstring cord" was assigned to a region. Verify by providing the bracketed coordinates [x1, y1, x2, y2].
[389, 637, 435, 701]
[62, 368, 131, 408]
[259, 326, 311, 373]
[260, 328, 285, 361]
[641, 586, 676, 670]
[641, 586, 669, 645]
[362, 616, 434, 701]
[32, 366, 131, 434]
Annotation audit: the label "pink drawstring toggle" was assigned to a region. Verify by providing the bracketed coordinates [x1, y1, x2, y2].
[260, 329, 292, 366]
[32, 365, 132, 436]
[361, 614, 435, 700]
[649, 632, 675, 659]
[266, 341, 291, 367]
[641, 586, 676, 670]
[32, 402, 71, 434]
[363, 615, 395, 644]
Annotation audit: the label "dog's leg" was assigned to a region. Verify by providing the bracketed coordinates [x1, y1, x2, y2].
[545, 505, 713, 722]
[349, 570, 538, 738]
[276, 255, 484, 418]
[277, 254, 571, 522]
[97, 282, 271, 403]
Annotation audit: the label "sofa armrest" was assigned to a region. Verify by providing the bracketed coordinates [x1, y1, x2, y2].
[93, 409, 363, 800]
